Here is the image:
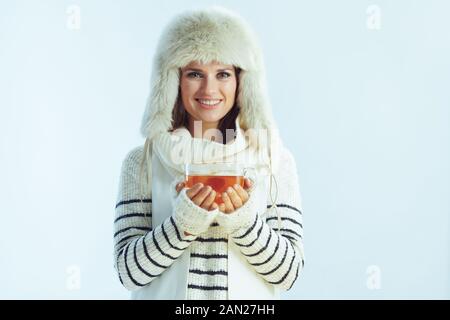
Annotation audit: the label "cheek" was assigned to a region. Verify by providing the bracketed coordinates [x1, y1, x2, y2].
[222, 81, 237, 101]
[180, 81, 199, 107]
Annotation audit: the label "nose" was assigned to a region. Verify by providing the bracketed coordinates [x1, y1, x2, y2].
[200, 75, 219, 96]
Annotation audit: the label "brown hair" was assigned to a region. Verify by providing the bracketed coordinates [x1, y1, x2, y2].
[170, 67, 241, 143]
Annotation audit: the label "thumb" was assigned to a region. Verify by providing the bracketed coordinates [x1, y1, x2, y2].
[244, 178, 253, 190]
[175, 182, 185, 193]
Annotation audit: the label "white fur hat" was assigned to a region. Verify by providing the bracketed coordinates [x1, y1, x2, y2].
[140, 6, 279, 147]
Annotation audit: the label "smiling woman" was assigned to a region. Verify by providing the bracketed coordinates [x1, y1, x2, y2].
[180, 61, 238, 137]
[174, 61, 241, 143]
[114, 6, 305, 300]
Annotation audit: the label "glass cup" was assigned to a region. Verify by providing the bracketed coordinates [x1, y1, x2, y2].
[184, 163, 256, 205]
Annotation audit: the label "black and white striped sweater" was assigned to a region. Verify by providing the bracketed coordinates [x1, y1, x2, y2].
[113, 145, 304, 299]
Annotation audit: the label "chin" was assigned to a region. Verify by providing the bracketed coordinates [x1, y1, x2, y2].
[196, 111, 225, 124]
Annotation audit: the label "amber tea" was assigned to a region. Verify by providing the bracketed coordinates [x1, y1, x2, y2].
[185, 175, 245, 204]
[184, 163, 254, 205]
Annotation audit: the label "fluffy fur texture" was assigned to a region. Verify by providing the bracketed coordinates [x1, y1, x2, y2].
[140, 6, 279, 145]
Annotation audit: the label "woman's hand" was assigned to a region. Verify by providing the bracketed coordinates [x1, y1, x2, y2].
[175, 182, 218, 237]
[175, 182, 218, 211]
[218, 178, 253, 214]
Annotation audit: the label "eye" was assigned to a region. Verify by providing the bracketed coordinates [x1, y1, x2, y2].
[187, 71, 202, 79]
[217, 72, 232, 79]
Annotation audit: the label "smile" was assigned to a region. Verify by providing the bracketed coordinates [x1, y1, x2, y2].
[195, 99, 222, 109]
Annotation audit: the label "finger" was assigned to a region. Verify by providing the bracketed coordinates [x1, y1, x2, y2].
[210, 202, 218, 211]
[200, 189, 216, 210]
[226, 186, 243, 208]
[233, 184, 249, 203]
[244, 178, 253, 190]
[221, 191, 234, 213]
[192, 186, 212, 206]
[186, 183, 203, 198]
[175, 182, 185, 193]
[218, 203, 226, 213]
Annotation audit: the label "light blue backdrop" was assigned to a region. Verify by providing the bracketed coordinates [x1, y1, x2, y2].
[0, 0, 448, 299]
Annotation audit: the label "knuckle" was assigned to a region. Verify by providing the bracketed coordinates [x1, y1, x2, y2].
[202, 186, 211, 194]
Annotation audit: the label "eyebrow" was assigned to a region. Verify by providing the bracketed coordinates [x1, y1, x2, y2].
[184, 68, 234, 72]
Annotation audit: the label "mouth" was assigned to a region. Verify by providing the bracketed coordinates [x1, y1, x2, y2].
[195, 98, 222, 110]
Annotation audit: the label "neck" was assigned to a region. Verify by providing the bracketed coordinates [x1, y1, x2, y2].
[188, 118, 223, 142]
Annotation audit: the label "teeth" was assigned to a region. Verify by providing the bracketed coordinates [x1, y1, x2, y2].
[198, 99, 221, 105]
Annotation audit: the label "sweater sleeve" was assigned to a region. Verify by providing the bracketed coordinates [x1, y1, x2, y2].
[215, 147, 305, 291]
[113, 146, 218, 291]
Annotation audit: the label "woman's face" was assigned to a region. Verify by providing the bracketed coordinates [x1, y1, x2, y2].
[180, 60, 237, 131]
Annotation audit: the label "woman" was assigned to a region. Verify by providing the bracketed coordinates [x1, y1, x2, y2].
[114, 6, 304, 300]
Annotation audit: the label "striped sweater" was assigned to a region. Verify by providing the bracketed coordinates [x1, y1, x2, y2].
[113, 145, 304, 299]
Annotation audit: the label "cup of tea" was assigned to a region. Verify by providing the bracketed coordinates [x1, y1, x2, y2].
[184, 163, 256, 205]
